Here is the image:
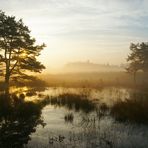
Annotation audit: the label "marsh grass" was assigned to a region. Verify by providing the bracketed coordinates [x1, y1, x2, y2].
[64, 113, 74, 123]
[1, 86, 148, 148]
[42, 72, 148, 89]
[40, 92, 97, 113]
[111, 92, 148, 124]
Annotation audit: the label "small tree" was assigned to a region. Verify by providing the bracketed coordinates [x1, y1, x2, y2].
[126, 42, 148, 84]
[139, 42, 148, 72]
[0, 11, 45, 89]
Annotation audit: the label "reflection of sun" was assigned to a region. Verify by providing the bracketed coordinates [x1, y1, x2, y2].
[11, 86, 29, 93]
[22, 87, 29, 91]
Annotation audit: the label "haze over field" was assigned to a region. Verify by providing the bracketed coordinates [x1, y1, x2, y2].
[1, 0, 148, 72]
[1, 1, 148, 148]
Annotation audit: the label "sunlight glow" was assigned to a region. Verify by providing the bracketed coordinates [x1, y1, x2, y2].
[2, 0, 148, 72]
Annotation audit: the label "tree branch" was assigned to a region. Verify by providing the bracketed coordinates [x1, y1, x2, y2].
[10, 60, 18, 75]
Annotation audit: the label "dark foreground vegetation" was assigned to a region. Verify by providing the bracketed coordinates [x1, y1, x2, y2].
[0, 93, 45, 148]
[111, 91, 148, 124]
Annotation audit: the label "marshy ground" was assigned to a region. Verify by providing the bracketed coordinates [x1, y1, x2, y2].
[0, 84, 148, 148]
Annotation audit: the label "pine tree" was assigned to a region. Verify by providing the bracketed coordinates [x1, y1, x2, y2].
[0, 11, 45, 89]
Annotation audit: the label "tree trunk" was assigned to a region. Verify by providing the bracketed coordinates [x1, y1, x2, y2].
[5, 64, 10, 93]
[5, 77, 10, 95]
[5, 75, 9, 87]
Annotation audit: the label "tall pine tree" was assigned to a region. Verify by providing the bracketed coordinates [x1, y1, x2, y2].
[0, 11, 45, 88]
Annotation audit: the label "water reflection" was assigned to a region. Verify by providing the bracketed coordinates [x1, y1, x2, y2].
[0, 93, 45, 148]
[0, 87, 148, 148]
[0, 88, 99, 148]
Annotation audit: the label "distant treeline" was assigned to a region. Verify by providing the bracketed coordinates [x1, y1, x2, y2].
[64, 61, 125, 73]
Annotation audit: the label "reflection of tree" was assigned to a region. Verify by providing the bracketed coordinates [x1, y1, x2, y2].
[0, 93, 45, 148]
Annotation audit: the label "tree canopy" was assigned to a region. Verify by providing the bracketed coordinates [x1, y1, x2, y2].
[126, 42, 148, 83]
[0, 11, 45, 87]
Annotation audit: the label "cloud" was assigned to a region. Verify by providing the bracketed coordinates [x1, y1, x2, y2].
[1, 0, 148, 66]
[1, 0, 147, 40]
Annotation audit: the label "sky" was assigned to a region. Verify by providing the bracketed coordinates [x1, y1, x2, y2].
[1, 0, 148, 72]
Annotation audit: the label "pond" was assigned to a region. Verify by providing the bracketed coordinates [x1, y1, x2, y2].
[0, 87, 148, 148]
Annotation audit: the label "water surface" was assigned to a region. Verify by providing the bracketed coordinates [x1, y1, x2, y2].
[0, 87, 148, 148]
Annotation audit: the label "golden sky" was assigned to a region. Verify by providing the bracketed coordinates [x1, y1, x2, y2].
[1, 0, 148, 72]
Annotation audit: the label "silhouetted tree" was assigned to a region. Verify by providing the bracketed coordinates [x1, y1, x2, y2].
[0, 11, 45, 89]
[139, 42, 148, 72]
[126, 42, 148, 84]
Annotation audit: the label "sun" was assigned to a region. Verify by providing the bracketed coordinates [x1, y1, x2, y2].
[20, 51, 28, 58]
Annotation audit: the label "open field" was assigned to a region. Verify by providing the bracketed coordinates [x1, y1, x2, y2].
[39, 72, 148, 89]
